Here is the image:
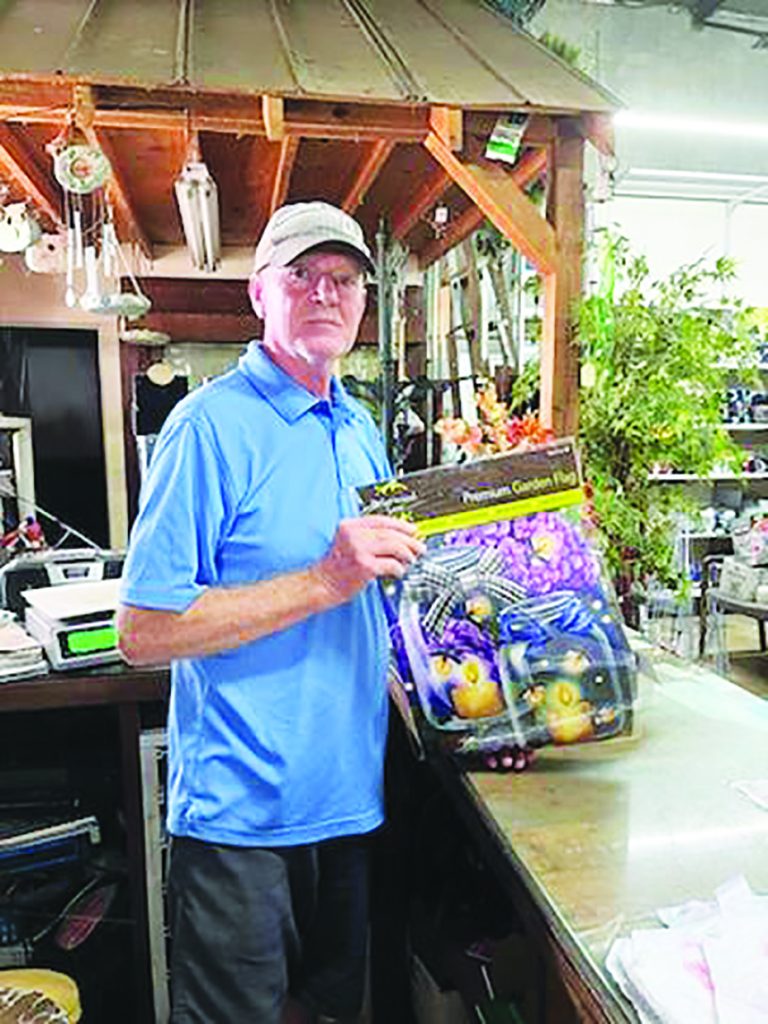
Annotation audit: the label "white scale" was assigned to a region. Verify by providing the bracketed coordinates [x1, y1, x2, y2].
[22, 578, 122, 671]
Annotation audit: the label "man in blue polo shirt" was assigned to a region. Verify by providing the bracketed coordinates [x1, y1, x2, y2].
[117, 201, 423, 1024]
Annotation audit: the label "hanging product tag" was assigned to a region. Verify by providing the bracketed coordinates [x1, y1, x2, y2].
[484, 113, 529, 166]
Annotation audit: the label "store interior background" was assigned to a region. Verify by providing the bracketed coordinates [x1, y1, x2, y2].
[534, 0, 768, 306]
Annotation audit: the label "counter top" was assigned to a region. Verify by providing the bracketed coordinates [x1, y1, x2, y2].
[451, 641, 768, 1021]
[0, 662, 169, 711]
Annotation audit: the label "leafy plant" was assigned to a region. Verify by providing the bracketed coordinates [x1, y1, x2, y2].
[576, 231, 758, 589]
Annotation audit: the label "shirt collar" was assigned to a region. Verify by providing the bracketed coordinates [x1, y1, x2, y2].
[238, 341, 356, 423]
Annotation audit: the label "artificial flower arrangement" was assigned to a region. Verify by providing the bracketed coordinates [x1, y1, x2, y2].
[360, 387, 636, 770]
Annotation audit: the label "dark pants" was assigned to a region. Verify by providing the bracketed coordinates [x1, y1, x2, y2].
[167, 834, 370, 1024]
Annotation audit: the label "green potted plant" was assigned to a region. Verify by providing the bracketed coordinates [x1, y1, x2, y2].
[575, 231, 758, 616]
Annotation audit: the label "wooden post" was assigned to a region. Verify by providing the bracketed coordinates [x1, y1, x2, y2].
[541, 121, 584, 437]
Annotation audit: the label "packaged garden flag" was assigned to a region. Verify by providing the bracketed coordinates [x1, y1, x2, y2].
[359, 439, 637, 760]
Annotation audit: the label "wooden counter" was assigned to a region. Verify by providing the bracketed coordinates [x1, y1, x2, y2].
[0, 663, 170, 1024]
[436, 639, 768, 1021]
[5, 650, 768, 1023]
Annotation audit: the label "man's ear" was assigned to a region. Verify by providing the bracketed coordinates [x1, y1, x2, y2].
[248, 274, 264, 320]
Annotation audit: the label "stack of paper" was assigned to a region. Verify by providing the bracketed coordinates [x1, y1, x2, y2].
[0, 610, 47, 682]
[607, 876, 768, 1023]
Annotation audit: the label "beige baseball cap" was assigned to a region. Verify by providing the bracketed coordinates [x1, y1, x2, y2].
[252, 201, 374, 275]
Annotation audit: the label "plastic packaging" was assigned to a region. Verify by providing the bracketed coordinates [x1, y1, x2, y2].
[360, 440, 637, 760]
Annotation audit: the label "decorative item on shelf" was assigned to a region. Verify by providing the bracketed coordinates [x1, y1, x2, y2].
[359, 440, 637, 769]
[0, 201, 42, 254]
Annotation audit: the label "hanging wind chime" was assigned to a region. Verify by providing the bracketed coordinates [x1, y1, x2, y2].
[46, 116, 150, 318]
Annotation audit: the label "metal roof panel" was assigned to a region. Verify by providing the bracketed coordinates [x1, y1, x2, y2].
[0, 0, 91, 75]
[417, 0, 617, 111]
[62, 0, 179, 83]
[352, 0, 527, 106]
[0, 0, 618, 112]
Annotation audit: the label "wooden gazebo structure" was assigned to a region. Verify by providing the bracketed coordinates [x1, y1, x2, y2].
[0, 0, 617, 436]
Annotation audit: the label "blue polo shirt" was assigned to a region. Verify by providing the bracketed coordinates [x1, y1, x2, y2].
[120, 342, 391, 846]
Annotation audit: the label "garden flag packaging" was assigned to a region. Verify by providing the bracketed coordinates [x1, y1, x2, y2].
[358, 439, 637, 760]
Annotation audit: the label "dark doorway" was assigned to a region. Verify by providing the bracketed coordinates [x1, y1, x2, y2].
[0, 327, 109, 548]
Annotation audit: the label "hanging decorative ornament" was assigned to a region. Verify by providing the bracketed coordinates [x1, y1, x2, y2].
[120, 326, 171, 346]
[47, 114, 111, 310]
[0, 201, 42, 253]
[53, 142, 111, 195]
[46, 111, 149, 317]
[24, 231, 68, 274]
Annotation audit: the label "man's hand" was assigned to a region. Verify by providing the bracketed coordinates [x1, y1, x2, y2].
[312, 515, 425, 603]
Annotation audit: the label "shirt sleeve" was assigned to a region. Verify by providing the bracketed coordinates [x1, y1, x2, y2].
[120, 412, 234, 612]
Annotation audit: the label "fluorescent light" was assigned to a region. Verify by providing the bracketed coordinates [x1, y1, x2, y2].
[174, 162, 221, 273]
[626, 168, 768, 184]
[615, 110, 768, 142]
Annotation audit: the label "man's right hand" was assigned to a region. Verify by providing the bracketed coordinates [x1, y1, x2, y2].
[312, 515, 426, 603]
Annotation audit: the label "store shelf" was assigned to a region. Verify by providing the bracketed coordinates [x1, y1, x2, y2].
[722, 422, 768, 432]
[685, 531, 732, 540]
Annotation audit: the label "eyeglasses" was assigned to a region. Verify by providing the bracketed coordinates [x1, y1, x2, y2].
[278, 261, 367, 295]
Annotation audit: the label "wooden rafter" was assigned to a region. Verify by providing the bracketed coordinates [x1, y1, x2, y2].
[0, 87, 431, 143]
[578, 112, 615, 157]
[417, 147, 547, 267]
[262, 95, 285, 142]
[429, 106, 463, 151]
[541, 124, 585, 437]
[270, 136, 299, 215]
[0, 122, 62, 227]
[391, 168, 451, 241]
[424, 132, 556, 275]
[341, 140, 394, 214]
[73, 85, 152, 260]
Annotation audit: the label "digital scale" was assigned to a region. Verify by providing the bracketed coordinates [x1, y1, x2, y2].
[22, 579, 122, 671]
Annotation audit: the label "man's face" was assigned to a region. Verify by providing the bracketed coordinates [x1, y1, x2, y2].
[249, 248, 367, 367]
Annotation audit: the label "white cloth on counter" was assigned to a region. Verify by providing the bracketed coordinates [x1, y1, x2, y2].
[607, 876, 768, 1024]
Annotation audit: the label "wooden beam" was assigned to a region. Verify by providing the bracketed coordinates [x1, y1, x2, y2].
[391, 168, 451, 241]
[424, 132, 557, 275]
[262, 95, 285, 142]
[540, 129, 585, 437]
[522, 114, 557, 148]
[74, 85, 153, 260]
[270, 136, 299, 214]
[0, 87, 431, 143]
[0, 123, 62, 227]
[429, 106, 463, 152]
[341, 140, 394, 213]
[136, 312, 259, 344]
[578, 112, 615, 157]
[417, 147, 547, 267]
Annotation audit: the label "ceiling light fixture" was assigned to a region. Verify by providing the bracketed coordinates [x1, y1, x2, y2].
[174, 161, 221, 273]
[614, 110, 768, 141]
